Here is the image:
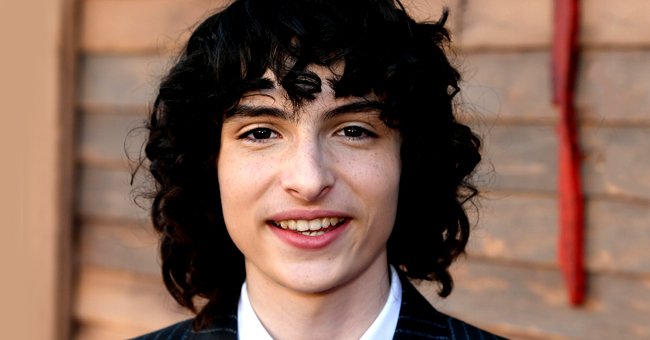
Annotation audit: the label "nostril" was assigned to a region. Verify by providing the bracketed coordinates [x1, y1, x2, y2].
[281, 166, 334, 201]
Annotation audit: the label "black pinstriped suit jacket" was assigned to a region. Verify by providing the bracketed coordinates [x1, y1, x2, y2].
[133, 275, 506, 340]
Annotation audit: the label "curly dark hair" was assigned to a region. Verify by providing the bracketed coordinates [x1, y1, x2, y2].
[141, 0, 481, 329]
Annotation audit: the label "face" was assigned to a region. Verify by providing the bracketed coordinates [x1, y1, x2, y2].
[217, 65, 401, 295]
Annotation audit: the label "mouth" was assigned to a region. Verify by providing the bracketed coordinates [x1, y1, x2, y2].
[270, 217, 347, 236]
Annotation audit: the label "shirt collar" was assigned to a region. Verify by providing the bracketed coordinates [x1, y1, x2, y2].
[237, 278, 273, 340]
[237, 265, 402, 339]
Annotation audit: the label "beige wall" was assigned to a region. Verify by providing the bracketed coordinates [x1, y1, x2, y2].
[0, 0, 75, 339]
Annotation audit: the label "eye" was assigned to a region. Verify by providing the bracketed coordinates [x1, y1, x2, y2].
[336, 125, 377, 139]
[239, 127, 279, 142]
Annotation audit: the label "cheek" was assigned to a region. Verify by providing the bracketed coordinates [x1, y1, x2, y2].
[217, 153, 259, 250]
[375, 141, 401, 202]
[345, 147, 401, 214]
[217, 156, 242, 204]
[374, 156, 401, 216]
[217, 150, 253, 222]
[353, 150, 401, 248]
[217, 148, 277, 226]
[218, 150, 268, 193]
[368, 142, 401, 190]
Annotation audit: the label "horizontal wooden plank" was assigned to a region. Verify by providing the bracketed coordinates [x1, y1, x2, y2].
[577, 50, 650, 124]
[79, 50, 650, 124]
[460, 51, 557, 123]
[582, 126, 650, 201]
[79, 221, 159, 275]
[463, 50, 650, 125]
[79, 0, 456, 53]
[80, 53, 562, 167]
[478, 124, 650, 200]
[459, 0, 552, 50]
[587, 199, 650, 274]
[471, 193, 650, 275]
[469, 193, 558, 265]
[79, 0, 650, 54]
[417, 261, 650, 339]
[477, 124, 557, 192]
[78, 112, 148, 167]
[77, 165, 150, 221]
[78, 54, 168, 109]
[80, 0, 230, 53]
[582, 0, 650, 47]
[74, 267, 190, 337]
[460, 0, 650, 50]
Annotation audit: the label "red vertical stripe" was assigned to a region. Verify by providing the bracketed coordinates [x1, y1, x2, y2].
[552, 0, 585, 305]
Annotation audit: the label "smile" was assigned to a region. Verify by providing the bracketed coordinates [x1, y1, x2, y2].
[272, 217, 346, 236]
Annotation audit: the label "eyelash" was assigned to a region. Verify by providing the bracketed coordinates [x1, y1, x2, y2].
[237, 125, 377, 143]
[239, 127, 279, 143]
[336, 125, 377, 140]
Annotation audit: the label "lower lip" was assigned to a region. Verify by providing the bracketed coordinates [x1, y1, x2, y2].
[269, 221, 348, 250]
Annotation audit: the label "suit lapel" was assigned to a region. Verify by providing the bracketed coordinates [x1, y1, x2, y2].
[186, 314, 238, 340]
[393, 274, 507, 340]
[393, 275, 450, 339]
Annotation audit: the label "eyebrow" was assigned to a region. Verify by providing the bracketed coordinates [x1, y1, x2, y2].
[227, 100, 385, 121]
[322, 100, 384, 120]
[227, 105, 290, 120]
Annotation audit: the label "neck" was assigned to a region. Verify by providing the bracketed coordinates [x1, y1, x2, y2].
[245, 255, 392, 340]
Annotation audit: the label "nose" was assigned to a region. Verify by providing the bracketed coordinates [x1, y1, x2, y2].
[280, 137, 335, 202]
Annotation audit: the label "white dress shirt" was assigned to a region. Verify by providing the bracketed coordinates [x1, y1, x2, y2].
[237, 266, 402, 340]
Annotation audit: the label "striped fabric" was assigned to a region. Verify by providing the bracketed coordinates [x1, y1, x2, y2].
[132, 315, 238, 340]
[393, 274, 506, 339]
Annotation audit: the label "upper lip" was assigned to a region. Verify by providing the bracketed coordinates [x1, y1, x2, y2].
[267, 209, 350, 222]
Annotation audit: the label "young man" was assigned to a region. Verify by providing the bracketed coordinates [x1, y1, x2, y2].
[134, 0, 504, 338]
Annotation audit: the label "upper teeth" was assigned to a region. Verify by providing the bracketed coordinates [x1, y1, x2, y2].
[277, 217, 344, 232]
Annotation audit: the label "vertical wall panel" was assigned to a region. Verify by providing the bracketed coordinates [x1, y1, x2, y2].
[73, 0, 650, 338]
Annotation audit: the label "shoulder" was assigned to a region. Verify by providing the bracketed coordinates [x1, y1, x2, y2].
[396, 274, 507, 339]
[130, 319, 194, 340]
[130, 315, 238, 340]
[444, 316, 507, 340]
